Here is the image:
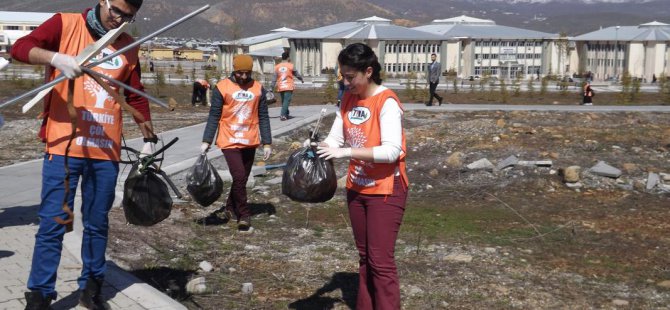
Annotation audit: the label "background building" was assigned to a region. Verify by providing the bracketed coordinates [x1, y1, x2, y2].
[0, 11, 52, 53]
[217, 27, 297, 78]
[572, 21, 670, 82]
[287, 16, 445, 78]
[414, 15, 560, 80]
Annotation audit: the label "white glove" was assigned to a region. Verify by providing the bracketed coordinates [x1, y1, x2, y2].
[140, 142, 155, 158]
[200, 142, 210, 154]
[316, 146, 351, 160]
[0, 57, 9, 71]
[50, 53, 82, 79]
[265, 91, 276, 102]
[263, 145, 272, 160]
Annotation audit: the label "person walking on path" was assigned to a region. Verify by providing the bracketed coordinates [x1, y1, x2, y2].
[316, 43, 409, 310]
[426, 53, 443, 106]
[582, 81, 594, 106]
[10, 0, 156, 308]
[192, 78, 210, 106]
[200, 54, 272, 233]
[272, 51, 304, 120]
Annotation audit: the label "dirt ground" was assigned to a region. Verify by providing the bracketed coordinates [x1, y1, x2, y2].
[2, 80, 670, 309]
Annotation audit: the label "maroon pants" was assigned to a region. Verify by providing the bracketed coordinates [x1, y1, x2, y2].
[347, 177, 407, 310]
[222, 147, 256, 221]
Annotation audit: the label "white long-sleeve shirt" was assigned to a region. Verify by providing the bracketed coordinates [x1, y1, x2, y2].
[323, 85, 403, 163]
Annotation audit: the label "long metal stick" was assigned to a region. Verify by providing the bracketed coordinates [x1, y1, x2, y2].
[311, 108, 328, 140]
[0, 4, 210, 109]
[81, 67, 170, 110]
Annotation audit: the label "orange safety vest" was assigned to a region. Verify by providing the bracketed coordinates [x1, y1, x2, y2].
[215, 79, 262, 149]
[45, 13, 138, 161]
[274, 62, 295, 92]
[341, 89, 409, 195]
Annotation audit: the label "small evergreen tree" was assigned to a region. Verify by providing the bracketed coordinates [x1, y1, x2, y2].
[500, 79, 509, 103]
[540, 76, 548, 95]
[154, 70, 166, 97]
[617, 71, 632, 104]
[324, 72, 337, 104]
[526, 78, 535, 98]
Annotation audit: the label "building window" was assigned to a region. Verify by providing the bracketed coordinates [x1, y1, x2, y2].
[4, 25, 20, 30]
[491, 41, 499, 47]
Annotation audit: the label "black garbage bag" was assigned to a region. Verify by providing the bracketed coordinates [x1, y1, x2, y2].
[186, 153, 223, 207]
[282, 146, 337, 203]
[122, 163, 173, 226]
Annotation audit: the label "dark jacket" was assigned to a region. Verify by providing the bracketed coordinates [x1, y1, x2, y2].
[202, 76, 272, 146]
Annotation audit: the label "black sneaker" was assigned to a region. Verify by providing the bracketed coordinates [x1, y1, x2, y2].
[79, 278, 108, 310]
[438, 98, 443, 106]
[24, 291, 52, 310]
[238, 218, 254, 233]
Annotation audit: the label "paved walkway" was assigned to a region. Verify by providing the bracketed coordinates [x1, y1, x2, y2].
[2, 103, 670, 309]
[0, 105, 335, 309]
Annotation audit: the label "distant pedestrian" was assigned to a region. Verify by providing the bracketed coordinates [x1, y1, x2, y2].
[316, 43, 409, 310]
[10, 0, 156, 308]
[335, 62, 345, 107]
[200, 54, 272, 233]
[426, 53, 443, 106]
[192, 78, 210, 106]
[582, 81, 594, 106]
[149, 60, 154, 72]
[272, 51, 304, 120]
[652, 74, 657, 83]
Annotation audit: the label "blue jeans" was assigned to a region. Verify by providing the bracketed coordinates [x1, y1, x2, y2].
[280, 91, 293, 117]
[28, 154, 119, 297]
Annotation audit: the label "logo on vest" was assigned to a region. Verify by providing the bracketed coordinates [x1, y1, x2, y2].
[278, 67, 288, 73]
[347, 107, 371, 125]
[232, 90, 255, 102]
[93, 48, 124, 70]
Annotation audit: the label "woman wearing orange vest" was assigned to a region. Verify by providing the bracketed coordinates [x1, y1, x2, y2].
[200, 54, 272, 233]
[10, 0, 155, 309]
[317, 43, 409, 310]
[272, 51, 304, 121]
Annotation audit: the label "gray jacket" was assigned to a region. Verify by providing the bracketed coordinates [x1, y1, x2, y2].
[427, 61, 441, 83]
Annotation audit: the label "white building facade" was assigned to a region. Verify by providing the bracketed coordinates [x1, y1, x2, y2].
[572, 21, 670, 82]
[0, 11, 53, 53]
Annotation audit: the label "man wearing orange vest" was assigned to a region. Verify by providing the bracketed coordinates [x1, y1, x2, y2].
[272, 51, 303, 121]
[200, 54, 272, 233]
[10, 1, 155, 308]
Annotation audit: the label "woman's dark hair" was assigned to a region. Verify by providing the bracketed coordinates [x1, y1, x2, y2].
[124, 0, 143, 9]
[337, 43, 382, 85]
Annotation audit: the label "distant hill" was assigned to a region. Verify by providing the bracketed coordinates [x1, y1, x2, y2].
[4, 0, 668, 39]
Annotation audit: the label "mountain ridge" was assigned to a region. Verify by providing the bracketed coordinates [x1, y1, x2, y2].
[3, 0, 668, 39]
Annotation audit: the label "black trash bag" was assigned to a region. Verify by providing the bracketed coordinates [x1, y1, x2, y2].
[282, 146, 337, 203]
[186, 153, 223, 207]
[122, 163, 173, 226]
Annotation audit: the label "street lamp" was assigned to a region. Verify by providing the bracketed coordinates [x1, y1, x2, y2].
[614, 25, 620, 80]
